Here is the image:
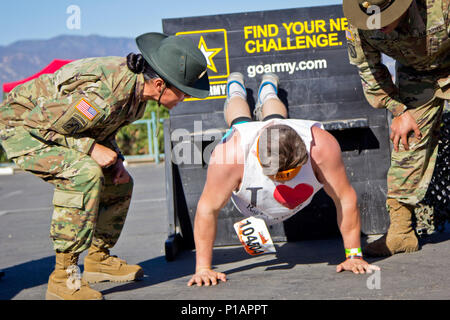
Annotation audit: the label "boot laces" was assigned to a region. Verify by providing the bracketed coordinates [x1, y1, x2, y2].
[100, 249, 127, 265]
[106, 254, 127, 265]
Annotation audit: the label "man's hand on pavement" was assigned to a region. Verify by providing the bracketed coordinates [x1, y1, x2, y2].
[187, 268, 227, 287]
[336, 258, 381, 274]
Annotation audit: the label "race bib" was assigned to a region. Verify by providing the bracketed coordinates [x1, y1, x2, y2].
[233, 216, 276, 256]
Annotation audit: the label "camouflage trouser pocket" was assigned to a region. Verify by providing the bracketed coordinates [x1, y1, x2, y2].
[51, 189, 96, 253]
[53, 189, 84, 209]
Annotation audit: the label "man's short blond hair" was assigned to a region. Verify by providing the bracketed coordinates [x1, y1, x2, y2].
[258, 124, 308, 175]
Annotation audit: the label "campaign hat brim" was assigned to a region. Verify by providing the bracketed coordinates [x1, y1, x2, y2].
[343, 0, 413, 30]
[136, 32, 210, 99]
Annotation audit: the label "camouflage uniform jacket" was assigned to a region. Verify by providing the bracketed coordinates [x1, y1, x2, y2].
[0, 56, 147, 159]
[346, 0, 450, 116]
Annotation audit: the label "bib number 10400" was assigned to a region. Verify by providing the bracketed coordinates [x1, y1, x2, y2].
[233, 216, 276, 256]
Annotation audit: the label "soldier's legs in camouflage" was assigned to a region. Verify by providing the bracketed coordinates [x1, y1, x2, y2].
[365, 98, 444, 256]
[83, 172, 144, 284]
[13, 145, 103, 254]
[387, 98, 444, 205]
[91, 171, 134, 250]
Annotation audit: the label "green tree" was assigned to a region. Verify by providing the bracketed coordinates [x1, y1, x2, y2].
[116, 100, 169, 156]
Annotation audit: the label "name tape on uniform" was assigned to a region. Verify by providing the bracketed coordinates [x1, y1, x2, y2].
[233, 216, 276, 256]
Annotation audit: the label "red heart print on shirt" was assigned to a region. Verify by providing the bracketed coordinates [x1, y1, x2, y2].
[273, 183, 314, 209]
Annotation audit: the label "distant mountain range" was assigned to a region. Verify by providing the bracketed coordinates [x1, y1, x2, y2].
[0, 34, 398, 95]
[0, 35, 138, 93]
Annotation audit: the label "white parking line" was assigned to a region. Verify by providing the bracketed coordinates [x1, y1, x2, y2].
[0, 190, 23, 200]
[0, 207, 52, 216]
[0, 198, 166, 216]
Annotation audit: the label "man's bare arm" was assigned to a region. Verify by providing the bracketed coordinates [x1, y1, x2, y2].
[310, 126, 380, 274]
[187, 132, 243, 286]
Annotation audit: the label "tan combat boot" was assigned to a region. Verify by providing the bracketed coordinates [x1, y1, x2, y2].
[46, 252, 103, 300]
[83, 245, 144, 283]
[364, 199, 419, 257]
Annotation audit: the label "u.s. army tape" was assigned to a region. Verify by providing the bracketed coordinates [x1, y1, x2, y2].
[233, 216, 276, 256]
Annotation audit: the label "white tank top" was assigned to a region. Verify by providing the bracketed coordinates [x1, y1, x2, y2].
[230, 119, 324, 226]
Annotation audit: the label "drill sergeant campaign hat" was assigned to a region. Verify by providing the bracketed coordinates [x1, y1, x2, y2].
[136, 32, 210, 99]
[343, 0, 413, 30]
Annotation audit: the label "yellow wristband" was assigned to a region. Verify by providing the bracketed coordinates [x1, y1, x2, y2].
[345, 248, 362, 259]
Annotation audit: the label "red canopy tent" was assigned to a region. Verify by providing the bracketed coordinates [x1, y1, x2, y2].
[2, 59, 73, 94]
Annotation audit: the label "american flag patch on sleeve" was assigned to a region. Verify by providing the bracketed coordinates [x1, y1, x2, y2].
[74, 98, 99, 121]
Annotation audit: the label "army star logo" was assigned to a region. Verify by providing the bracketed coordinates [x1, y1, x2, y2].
[198, 36, 222, 73]
[175, 29, 230, 100]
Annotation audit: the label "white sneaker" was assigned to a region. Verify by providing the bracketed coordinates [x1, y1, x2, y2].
[254, 73, 279, 121]
[223, 72, 246, 122]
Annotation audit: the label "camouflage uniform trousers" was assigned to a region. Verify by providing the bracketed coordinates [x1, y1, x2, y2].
[388, 73, 449, 234]
[12, 144, 133, 254]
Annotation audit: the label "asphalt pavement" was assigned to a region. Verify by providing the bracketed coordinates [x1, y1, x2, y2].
[0, 162, 449, 301]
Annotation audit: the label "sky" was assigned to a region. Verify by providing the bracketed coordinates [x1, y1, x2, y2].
[0, 0, 342, 46]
